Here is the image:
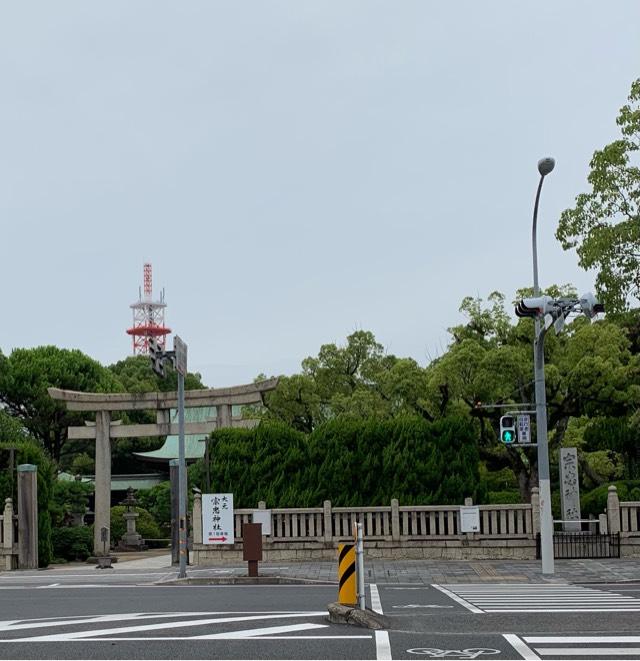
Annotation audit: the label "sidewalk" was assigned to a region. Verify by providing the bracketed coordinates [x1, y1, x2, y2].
[175, 557, 640, 584]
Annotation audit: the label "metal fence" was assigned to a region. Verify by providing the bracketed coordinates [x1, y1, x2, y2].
[537, 532, 621, 559]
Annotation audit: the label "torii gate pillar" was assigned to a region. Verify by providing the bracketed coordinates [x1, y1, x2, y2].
[94, 411, 112, 555]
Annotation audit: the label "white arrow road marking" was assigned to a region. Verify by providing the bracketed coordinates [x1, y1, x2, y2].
[4, 611, 329, 642]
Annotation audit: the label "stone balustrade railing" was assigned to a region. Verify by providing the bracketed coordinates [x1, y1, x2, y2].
[191, 490, 543, 563]
[228, 501, 536, 543]
[620, 501, 640, 533]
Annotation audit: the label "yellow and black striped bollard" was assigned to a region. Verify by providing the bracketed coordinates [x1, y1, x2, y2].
[337, 543, 356, 605]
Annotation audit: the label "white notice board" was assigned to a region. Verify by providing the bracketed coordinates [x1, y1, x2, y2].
[252, 510, 272, 536]
[459, 506, 480, 533]
[202, 493, 234, 545]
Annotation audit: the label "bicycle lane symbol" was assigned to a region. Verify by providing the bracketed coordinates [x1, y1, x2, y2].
[407, 648, 501, 659]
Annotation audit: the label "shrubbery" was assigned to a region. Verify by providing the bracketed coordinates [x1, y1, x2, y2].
[109, 505, 163, 544]
[581, 480, 640, 518]
[136, 482, 171, 534]
[189, 416, 485, 507]
[51, 526, 93, 561]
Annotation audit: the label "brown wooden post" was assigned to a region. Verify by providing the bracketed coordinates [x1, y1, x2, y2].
[242, 522, 263, 577]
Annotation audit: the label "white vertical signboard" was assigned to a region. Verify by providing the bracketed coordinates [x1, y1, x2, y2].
[517, 415, 531, 444]
[459, 506, 480, 533]
[202, 493, 234, 544]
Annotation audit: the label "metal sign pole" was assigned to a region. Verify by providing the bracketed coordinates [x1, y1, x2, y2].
[178, 368, 187, 579]
[175, 336, 188, 580]
[355, 522, 365, 610]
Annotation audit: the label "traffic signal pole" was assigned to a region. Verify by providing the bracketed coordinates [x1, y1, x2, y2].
[532, 159, 555, 575]
[177, 364, 187, 579]
[149, 336, 188, 579]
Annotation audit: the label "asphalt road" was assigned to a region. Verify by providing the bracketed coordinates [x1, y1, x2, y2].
[1, 569, 640, 660]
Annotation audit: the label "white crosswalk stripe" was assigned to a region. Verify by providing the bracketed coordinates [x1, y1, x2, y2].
[519, 635, 640, 659]
[436, 583, 640, 613]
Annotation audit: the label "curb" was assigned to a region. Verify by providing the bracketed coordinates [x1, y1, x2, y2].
[157, 576, 337, 586]
[326, 602, 389, 630]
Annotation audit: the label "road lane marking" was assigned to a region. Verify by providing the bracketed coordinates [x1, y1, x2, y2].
[536, 649, 640, 656]
[431, 585, 483, 613]
[0, 611, 329, 641]
[370, 584, 391, 660]
[503, 634, 541, 660]
[190, 623, 328, 638]
[376, 631, 392, 660]
[0, 611, 299, 633]
[391, 605, 453, 609]
[370, 584, 383, 614]
[526, 637, 640, 643]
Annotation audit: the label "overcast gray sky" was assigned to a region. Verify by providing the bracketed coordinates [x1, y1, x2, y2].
[1, 1, 638, 387]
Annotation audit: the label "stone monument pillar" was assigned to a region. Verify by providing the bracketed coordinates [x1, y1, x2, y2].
[559, 447, 581, 532]
[94, 410, 112, 555]
[17, 464, 38, 569]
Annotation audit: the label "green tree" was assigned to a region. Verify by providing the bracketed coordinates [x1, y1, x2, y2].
[0, 346, 122, 462]
[557, 79, 640, 313]
[262, 331, 431, 431]
[105, 355, 207, 473]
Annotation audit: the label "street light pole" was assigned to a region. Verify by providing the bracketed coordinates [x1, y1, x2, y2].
[532, 157, 555, 575]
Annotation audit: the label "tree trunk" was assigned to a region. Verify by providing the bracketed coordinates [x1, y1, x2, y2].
[518, 464, 538, 502]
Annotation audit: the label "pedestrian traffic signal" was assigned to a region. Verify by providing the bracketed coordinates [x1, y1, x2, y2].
[515, 296, 555, 318]
[500, 415, 516, 444]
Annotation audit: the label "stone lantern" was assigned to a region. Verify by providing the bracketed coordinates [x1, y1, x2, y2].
[118, 487, 146, 550]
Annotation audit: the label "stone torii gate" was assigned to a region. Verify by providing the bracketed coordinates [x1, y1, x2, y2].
[48, 378, 277, 555]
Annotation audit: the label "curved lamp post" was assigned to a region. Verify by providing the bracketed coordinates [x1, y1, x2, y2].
[532, 156, 555, 575]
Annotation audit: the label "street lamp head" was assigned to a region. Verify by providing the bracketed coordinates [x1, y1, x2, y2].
[538, 157, 555, 177]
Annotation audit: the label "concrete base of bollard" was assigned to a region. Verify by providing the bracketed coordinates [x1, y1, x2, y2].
[326, 602, 388, 630]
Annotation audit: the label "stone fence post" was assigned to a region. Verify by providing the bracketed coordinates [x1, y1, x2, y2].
[192, 492, 202, 545]
[3, 499, 14, 571]
[531, 487, 541, 536]
[391, 499, 400, 541]
[258, 501, 266, 510]
[599, 513, 608, 534]
[323, 500, 333, 542]
[607, 485, 621, 534]
[2, 499, 12, 549]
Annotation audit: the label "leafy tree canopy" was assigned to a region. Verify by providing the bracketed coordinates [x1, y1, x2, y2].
[557, 78, 640, 313]
[0, 346, 122, 462]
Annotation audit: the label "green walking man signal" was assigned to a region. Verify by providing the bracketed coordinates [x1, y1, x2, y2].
[500, 415, 516, 444]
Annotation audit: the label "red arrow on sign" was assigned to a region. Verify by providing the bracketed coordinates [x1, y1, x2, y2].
[208, 536, 227, 542]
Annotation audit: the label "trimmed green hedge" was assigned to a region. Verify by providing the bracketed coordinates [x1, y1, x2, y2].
[189, 416, 485, 507]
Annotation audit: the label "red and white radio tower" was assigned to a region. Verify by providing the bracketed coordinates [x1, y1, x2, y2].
[126, 263, 171, 355]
